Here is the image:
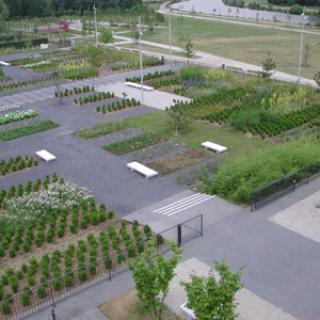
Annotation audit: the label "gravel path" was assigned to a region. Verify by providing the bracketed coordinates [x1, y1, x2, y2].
[167, 257, 298, 320]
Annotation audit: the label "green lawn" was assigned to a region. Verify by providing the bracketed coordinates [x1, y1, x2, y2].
[126, 112, 268, 157]
[0, 120, 59, 141]
[140, 15, 320, 78]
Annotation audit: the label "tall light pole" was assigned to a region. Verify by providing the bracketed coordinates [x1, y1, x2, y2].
[297, 6, 306, 83]
[137, 17, 144, 104]
[169, 9, 173, 69]
[93, 2, 98, 48]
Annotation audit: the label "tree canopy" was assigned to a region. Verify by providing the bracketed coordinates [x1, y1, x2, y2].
[4, 0, 143, 17]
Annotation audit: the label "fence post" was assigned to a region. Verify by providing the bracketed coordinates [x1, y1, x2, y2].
[200, 214, 204, 236]
[177, 224, 182, 247]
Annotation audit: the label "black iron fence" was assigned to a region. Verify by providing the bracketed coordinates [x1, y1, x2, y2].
[251, 162, 320, 211]
[0, 214, 203, 320]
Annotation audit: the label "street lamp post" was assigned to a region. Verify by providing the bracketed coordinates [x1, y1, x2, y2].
[137, 17, 144, 104]
[297, 7, 306, 83]
[93, 2, 98, 48]
[169, 9, 173, 69]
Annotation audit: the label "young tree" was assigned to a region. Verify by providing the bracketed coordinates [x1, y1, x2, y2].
[128, 241, 182, 320]
[184, 38, 195, 58]
[314, 71, 320, 87]
[99, 28, 113, 43]
[0, 65, 4, 80]
[166, 101, 191, 135]
[261, 53, 276, 79]
[183, 261, 242, 320]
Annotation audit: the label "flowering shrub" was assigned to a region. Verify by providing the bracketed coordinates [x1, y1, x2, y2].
[0, 110, 38, 126]
[4, 181, 93, 220]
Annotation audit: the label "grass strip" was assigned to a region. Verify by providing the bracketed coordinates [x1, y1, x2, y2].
[0, 120, 59, 141]
[75, 121, 129, 139]
[104, 133, 163, 155]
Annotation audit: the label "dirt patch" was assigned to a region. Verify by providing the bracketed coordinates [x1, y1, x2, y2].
[147, 149, 213, 175]
[99, 288, 182, 320]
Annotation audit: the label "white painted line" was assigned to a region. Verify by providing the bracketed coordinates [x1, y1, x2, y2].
[153, 193, 203, 213]
[167, 195, 215, 217]
[156, 194, 212, 215]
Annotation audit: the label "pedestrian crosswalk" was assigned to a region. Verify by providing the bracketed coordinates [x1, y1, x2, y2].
[153, 193, 215, 217]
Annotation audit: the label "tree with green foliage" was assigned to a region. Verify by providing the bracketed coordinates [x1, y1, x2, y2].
[314, 71, 320, 87]
[0, 65, 4, 80]
[167, 101, 192, 135]
[99, 28, 113, 43]
[183, 261, 242, 320]
[0, 0, 8, 19]
[184, 38, 195, 58]
[261, 53, 276, 79]
[128, 241, 182, 320]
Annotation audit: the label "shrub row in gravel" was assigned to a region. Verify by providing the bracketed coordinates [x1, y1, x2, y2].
[96, 98, 140, 114]
[0, 156, 38, 177]
[74, 92, 115, 105]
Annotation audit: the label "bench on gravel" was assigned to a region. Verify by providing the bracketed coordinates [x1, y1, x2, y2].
[36, 150, 56, 163]
[127, 161, 158, 179]
[180, 303, 196, 320]
[201, 141, 227, 154]
[125, 82, 154, 92]
[0, 61, 10, 66]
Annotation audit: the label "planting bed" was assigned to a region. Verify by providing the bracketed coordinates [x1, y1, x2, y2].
[0, 120, 59, 141]
[54, 86, 93, 98]
[96, 98, 140, 114]
[74, 92, 115, 106]
[0, 110, 38, 126]
[0, 156, 38, 179]
[104, 133, 164, 156]
[0, 175, 154, 318]
[147, 149, 213, 175]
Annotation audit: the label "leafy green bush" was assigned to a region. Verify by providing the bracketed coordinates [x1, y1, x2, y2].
[203, 138, 320, 203]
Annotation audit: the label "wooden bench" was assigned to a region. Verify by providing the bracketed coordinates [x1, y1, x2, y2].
[36, 150, 56, 163]
[125, 82, 154, 92]
[180, 303, 196, 320]
[201, 141, 227, 154]
[127, 161, 158, 179]
[0, 61, 10, 66]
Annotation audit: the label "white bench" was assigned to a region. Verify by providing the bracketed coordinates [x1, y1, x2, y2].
[36, 150, 56, 162]
[125, 82, 154, 92]
[0, 61, 10, 66]
[180, 303, 196, 320]
[201, 141, 227, 154]
[127, 161, 158, 179]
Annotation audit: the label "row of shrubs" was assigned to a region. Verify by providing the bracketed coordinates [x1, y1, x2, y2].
[0, 110, 38, 126]
[96, 98, 140, 114]
[0, 156, 38, 177]
[105, 133, 163, 155]
[126, 70, 175, 83]
[54, 86, 93, 98]
[74, 92, 115, 105]
[0, 221, 152, 315]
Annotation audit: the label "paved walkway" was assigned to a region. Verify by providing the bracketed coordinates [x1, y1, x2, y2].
[114, 35, 318, 88]
[0, 63, 183, 106]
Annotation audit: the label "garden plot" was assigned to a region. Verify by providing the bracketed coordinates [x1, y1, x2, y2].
[0, 156, 38, 179]
[96, 82, 192, 110]
[0, 174, 155, 318]
[123, 141, 188, 164]
[270, 190, 320, 243]
[90, 128, 143, 147]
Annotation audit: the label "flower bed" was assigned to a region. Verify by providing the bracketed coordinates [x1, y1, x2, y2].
[54, 86, 92, 98]
[0, 174, 153, 318]
[0, 156, 38, 178]
[96, 98, 140, 114]
[104, 133, 163, 155]
[0, 110, 38, 126]
[74, 92, 115, 105]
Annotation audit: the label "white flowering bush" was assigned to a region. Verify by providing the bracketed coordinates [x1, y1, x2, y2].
[4, 181, 93, 220]
[0, 110, 38, 125]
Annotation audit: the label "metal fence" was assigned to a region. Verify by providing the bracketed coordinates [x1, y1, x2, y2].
[251, 162, 320, 211]
[0, 214, 203, 320]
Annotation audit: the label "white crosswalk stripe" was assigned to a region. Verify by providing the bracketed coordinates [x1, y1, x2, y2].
[153, 193, 215, 217]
